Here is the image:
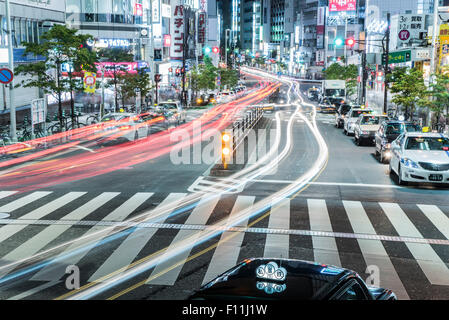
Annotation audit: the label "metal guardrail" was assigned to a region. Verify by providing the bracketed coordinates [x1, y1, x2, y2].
[230, 106, 264, 156]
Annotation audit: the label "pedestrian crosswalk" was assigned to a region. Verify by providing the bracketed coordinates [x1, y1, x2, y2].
[0, 190, 448, 300]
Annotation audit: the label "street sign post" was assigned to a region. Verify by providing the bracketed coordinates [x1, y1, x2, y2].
[382, 50, 411, 65]
[31, 98, 47, 139]
[0, 68, 13, 84]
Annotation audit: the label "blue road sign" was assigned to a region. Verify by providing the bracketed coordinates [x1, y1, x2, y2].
[0, 68, 14, 84]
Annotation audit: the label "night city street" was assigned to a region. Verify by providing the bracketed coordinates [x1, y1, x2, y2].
[0, 0, 448, 313]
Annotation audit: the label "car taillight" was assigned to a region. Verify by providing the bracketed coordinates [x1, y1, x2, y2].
[120, 125, 131, 130]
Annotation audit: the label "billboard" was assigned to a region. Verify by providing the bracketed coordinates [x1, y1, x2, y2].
[329, 0, 357, 12]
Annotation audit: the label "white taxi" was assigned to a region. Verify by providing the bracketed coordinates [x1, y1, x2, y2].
[389, 132, 449, 185]
[343, 107, 374, 136]
[353, 114, 389, 146]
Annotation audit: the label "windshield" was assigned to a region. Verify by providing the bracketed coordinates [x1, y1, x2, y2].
[386, 123, 404, 134]
[361, 116, 384, 125]
[405, 137, 449, 151]
[405, 124, 421, 132]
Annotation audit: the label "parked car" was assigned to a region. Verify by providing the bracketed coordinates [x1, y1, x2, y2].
[335, 104, 353, 128]
[389, 132, 449, 185]
[343, 107, 374, 136]
[189, 258, 396, 300]
[375, 120, 422, 163]
[353, 114, 389, 146]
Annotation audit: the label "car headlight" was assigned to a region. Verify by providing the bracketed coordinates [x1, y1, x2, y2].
[401, 158, 419, 169]
[383, 142, 391, 149]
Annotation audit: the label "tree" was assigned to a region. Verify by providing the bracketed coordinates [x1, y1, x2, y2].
[15, 25, 98, 129]
[422, 67, 449, 125]
[98, 48, 134, 111]
[219, 67, 239, 89]
[118, 68, 153, 110]
[389, 67, 427, 120]
[197, 56, 218, 91]
[325, 63, 358, 98]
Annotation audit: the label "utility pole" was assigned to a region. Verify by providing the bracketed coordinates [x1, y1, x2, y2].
[383, 13, 390, 115]
[181, 7, 188, 108]
[147, 0, 155, 105]
[429, 0, 440, 126]
[361, 50, 367, 105]
[6, 0, 16, 142]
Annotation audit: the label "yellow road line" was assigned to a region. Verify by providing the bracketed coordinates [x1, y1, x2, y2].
[57, 101, 328, 301]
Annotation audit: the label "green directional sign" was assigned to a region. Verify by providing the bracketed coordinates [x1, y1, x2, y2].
[382, 50, 412, 65]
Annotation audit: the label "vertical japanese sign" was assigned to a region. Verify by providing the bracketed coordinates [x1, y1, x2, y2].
[439, 24, 449, 67]
[198, 12, 206, 44]
[170, 1, 184, 61]
[329, 0, 357, 12]
[316, 7, 325, 49]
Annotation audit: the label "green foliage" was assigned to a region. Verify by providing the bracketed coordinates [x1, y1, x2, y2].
[422, 67, 449, 122]
[219, 67, 238, 89]
[117, 68, 153, 107]
[325, 63, 358, 98]
[15, 25, 98, 126]
[98, 48, 135, 108]
[389, 67, 427, 120]
[325, 63, 357, 81]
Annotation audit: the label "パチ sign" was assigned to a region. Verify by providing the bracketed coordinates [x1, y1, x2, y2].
[170, 1, 184, 61]
[329, 0, 357, 12]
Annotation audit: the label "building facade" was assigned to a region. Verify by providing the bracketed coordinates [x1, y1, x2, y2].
[0, 0, 66, 117]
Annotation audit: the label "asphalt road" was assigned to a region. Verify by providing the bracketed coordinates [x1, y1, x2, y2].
[0, 76, 448, 301]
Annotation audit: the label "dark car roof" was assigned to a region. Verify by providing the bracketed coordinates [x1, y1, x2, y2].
[191, 258, 353, 300]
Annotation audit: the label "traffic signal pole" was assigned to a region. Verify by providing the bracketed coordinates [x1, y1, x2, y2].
[383, 13, 390, 115]
[6, 0, 16, 142]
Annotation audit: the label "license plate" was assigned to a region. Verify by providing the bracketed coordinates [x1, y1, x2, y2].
[429, 174, 443, 182]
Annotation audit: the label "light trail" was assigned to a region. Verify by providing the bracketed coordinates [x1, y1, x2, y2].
[63, 70, 329, 300]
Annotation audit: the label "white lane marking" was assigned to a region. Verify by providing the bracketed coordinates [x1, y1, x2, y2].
[88, 193, 187, 283]
[251, 180, 406, 189]
[417, 205, 449, 240]
[201, 196, 256, 285]
[0, 192, 86, 244]
[146, 195, 220, 285]
[308, 199, 341, 267]
[31, 192, 154, 282]
[380, 202, 449, 286]
[0, 191, 53, 213]
[7, 281, 60, 300]
[71, 145, 95, 153]
[0, 193, 119, 277]
[343, 201, 409, 300]
[0, 191, 18, 200]
[1, 218, 447, 245]
[264, 198, 290, 259]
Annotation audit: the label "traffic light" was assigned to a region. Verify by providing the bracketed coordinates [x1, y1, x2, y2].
[212, 47, 219, 54]
[203, 46, 211, 55]
[175, 68, 181, 77]
[154, 74, 162, 82]
[221, 131, 232, 169]
[334, 38, 343, 46]
[345, 37, 355, 48]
